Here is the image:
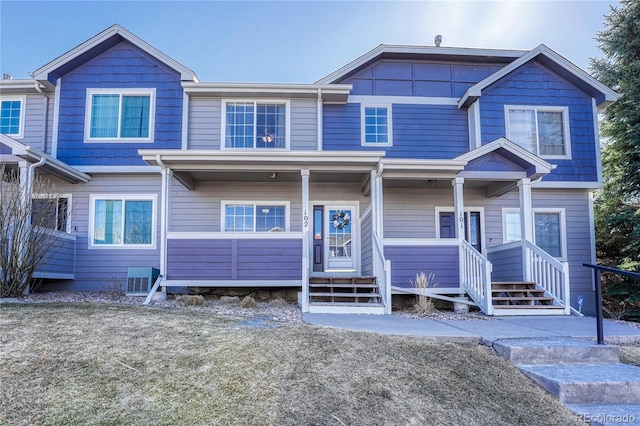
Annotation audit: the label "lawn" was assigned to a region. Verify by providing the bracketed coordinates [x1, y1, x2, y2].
[0, 303, 583, 425]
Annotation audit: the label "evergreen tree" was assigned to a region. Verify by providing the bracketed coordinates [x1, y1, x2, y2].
[590, 0, 640, 319]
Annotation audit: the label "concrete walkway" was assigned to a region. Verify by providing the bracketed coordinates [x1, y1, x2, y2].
[302, 313, 640, 344]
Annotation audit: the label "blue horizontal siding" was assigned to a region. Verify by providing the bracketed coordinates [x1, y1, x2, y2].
[342, 60, 505, 97]
[37, 235, 75, 276]
[385, 245, 459, 288]
[0, 142, 12, 154]
[56, 41, 183, 166]
[488, 247, 523, 282]
[167, 238, 302, 281]
[479, 60, 598, 182]
[323, 103, 469, 159]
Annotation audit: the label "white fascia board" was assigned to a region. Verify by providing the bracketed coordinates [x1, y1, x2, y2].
[0, 79, 48, 94]
[455, 137, 554, 174]
[182, 81, 351, 98]
[532, 181, 601, 190]
[74, 165, 161, 174]
[315, 44, 525, 84]
[32, 24, 198, 82]
[458, 44, 620, 109]
[380, 158, 467, 172]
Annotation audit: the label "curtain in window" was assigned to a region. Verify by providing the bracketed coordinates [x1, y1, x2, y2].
[508, 109, 537, 154]
[124, 200, 152, 244]
[94, 200, 123, 244]
[534, 212, 561, 257]
[504, 210, 521, 242]
[90, 95, 119, 138]
[537, 111, 565, 156]
[121, 96, 150, 138]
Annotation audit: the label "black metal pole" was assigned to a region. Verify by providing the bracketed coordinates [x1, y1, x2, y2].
[594, 269, 604, 345]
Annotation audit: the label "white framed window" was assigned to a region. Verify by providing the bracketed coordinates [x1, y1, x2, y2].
[505, 105, 571, 159]
[89, 194, 156, 248]
[221, 100, 290, 149]
[361, 104, 392, 146]
[435, 207, 485, 253]
[502, 208, 567, 260]
[0, 96, 26, 138]
[221, 201, 289, 232]
[32, 194, 72, 233]
[84, 88, 156, 142]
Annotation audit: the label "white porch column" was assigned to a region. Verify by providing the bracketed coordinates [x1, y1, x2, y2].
[518, 178, 533, 281]
[18, 161, 30, 221]
[301, 169, 310, 312]
[452, 177, 465, 239]
[158, 168, 172, 299]
[376, 173, 384, 237]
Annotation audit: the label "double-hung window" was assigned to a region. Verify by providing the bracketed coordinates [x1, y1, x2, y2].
[223, 101, 288, 149]
[32, 196, 70, 233]
[505, 106, 570, 159]
[361, 105, 392, 146]
[502, 208, 566, 259]
[90, 195, 156, 248]
[222, 202, 288, 232]
[0, 96, 25, 138]
[85, 89, 155, 142]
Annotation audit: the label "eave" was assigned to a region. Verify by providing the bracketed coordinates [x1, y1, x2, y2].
[0, 79, 51, 94]
[182, 82, 352, 103]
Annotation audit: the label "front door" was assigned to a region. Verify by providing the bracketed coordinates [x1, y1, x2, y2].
[312, 204, 358, 273]
[439, 210, 483, 252]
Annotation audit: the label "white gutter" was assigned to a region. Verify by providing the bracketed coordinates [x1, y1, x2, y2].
[316, 88, 323, 151]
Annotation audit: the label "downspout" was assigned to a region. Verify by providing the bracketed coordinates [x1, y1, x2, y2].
[316, 88, 323, 151]
[156, 154, 168, 301]
[21, 157, 46, 295]
[34, 82, 49, 154]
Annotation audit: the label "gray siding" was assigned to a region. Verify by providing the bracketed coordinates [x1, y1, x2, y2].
[187, 98, 317, 150]
[42, 174, 162, 291]
[19, 94, 52, 152]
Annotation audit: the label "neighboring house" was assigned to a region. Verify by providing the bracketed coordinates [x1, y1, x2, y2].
[0, 25, 618, 315]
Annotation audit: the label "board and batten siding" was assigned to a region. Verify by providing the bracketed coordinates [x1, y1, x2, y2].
[188, 98, 317, 150]
[55, 41, 183, 166]
[323, 103, 469, 159]
[41, 174, 162, 292]
[340, 59, 505, 97]
[479, 60, 598, 182]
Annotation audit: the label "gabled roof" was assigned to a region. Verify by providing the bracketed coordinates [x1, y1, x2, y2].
[315, 44, 526, 85]
[455, 137, 555, 180]
[31, 24, 198, 85]
[458, 44, 619, 109]
[0, 134, 91, 183]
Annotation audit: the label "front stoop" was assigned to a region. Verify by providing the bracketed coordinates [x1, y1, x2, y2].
[308, 277, 384, 314]
[494, 338, 640, 425]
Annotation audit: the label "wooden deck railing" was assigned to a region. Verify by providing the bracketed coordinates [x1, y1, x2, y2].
[460, 239, 493, 315]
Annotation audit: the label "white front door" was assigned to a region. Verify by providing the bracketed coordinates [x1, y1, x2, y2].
[324, 205, 358, 272]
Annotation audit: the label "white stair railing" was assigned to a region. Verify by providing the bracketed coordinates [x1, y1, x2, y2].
[524, 240, 570, 314]
[373, 231, 392, 314]
[460, 240, 493, 315]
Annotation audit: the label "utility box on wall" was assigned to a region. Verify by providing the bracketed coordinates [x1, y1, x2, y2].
[127, 267, 160, 294]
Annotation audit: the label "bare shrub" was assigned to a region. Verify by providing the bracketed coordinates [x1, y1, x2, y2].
[99, 275, 124, 299]
[175, 295, 204, 306]
[269, 297, 289, 307]
[241, 296, 257, 308]
[220, 296, 240, 304]
[411, 272, 437, 315]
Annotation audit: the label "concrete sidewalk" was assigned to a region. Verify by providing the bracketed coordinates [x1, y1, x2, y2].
[302, 313, 640, 344]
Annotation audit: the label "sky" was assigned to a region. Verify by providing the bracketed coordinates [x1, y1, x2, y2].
[0, 0, 619, 83]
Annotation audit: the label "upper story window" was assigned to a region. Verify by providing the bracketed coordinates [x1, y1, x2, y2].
[223, 100, 289, 149]
[505, 106, 571, 159]
[222, 201, 288, 232]
[89, 194, 156, 248]
[361, 105, 392, 146]
[85, 89, 155, 142]
[0, 96, 25, 138]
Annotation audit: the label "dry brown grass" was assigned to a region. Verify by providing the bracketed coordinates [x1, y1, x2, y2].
[0, 303, 583, 425]
[620, 342, 640, 367]
[175, 294, 204, 306]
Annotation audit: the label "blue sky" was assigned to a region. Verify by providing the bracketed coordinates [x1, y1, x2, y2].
[0, 1, 618, 83]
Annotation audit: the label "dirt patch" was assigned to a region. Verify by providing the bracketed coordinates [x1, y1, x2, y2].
[0, 303, 583, 425]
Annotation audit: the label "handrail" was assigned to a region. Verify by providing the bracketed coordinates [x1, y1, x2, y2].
[373, 231, 391, 314]
[583, 263, 640, 345]
[460, 239, 493, 315]
[524, 240, 570, 315]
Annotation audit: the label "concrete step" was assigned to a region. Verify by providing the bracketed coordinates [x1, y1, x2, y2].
[565, 403, 640, 425]
[493, 338, 620, 364]
[517, 362, 640, 404]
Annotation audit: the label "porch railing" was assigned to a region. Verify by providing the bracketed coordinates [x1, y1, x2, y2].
[460, 239, 493, 315]
[524, 240, 570, 314]
[373, 231, 392, 314]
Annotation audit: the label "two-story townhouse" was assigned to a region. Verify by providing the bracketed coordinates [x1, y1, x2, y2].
[1, 25, 617, 316]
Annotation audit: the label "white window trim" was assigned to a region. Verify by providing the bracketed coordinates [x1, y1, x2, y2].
[501, 207, 567, 260]
[502, 207, 521, 244]
[84, 88, 156, 143]
[504, 105, 572, 160]
[0, 95, 26, 139]
[361, 103, 393, 147]
[435, 207, 485, 253]
[32, 193, 72, 234]
[221, 200, 290, 233]
[88, 194, 157, 249]
[220, 99, 291, 151]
